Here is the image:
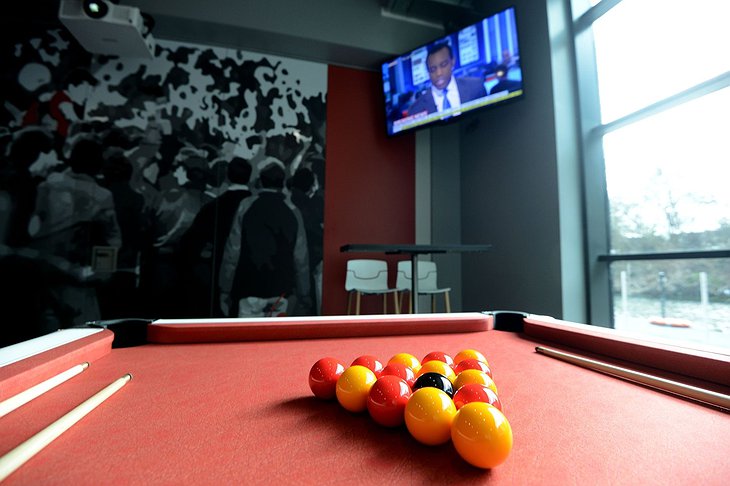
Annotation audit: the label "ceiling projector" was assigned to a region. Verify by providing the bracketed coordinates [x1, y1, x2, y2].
[59, 0, 155, 58]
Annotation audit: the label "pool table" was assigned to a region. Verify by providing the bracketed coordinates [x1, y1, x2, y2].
[1, 312, 729, 485]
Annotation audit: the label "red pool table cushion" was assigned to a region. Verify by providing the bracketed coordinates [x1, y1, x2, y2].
[147, 312, 492, 343]
[0, 330, 114, 401]
[525, 315, 730, 387]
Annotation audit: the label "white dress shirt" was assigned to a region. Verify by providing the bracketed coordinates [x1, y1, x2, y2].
[431, 77, 461, 112]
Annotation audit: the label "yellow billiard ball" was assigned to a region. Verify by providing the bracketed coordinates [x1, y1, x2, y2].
[404, 387, 456, 445]
[453, 349, 489, 366]
[336, 365, 377, 412]
[453, 369, 498, 395]
[416, 360, 456, 383]
[451, 402, 513, 469]
[387, 353, 421, 373]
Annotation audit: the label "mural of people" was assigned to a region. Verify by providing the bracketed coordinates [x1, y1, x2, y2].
[0, 28, 327, 345]
[219, 158, 311, 318]
[0, 127, 58, 247]
[288, 166, 324, 314]
[27, 138, 122, 324]
[180, 156, 254, 317]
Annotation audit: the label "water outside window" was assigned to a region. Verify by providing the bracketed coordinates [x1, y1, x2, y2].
[610, 260, 730, 350]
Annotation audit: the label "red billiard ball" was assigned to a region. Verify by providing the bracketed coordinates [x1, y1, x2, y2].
[308, 357, 346, 399]
[421, 351, 454, 367]
[452, 383, 502, 411]
[366, 375, 412, 427]
[380, 362, 416, 389]
[351, 355, 384, 377]
[453, 358, 493, 378]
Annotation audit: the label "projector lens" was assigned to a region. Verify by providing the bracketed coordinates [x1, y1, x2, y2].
[83, 0, 109, 19]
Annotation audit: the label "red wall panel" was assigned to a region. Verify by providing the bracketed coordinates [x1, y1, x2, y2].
[322, 66, 415, 315]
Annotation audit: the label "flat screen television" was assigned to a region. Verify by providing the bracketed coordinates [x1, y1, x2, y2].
[381, 6, 523, 136]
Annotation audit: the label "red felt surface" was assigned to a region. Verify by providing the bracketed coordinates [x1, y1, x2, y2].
[2, 322, 729, 485]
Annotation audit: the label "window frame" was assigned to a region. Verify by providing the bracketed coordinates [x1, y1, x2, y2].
[572, 0, 730, 327]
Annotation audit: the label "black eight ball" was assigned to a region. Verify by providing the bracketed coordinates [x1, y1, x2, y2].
[412, 372, 454, 398]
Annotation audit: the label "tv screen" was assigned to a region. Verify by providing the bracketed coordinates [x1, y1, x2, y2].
[381, 6, 523, 136]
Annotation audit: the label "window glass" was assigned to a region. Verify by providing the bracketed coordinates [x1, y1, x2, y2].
[604, 86, 730, 251]
[593, 0, 730, 123]
[581, 0, 730, 349]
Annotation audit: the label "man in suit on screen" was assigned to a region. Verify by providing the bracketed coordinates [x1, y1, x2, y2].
[408, 42, 487, 116]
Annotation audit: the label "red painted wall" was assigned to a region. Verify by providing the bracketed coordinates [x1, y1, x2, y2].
[321, 66, 415, 315]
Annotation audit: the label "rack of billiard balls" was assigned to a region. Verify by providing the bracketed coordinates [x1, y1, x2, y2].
[308, 349, 512, 469]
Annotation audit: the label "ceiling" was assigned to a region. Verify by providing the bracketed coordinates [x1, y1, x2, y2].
[2, 0, 496, 71]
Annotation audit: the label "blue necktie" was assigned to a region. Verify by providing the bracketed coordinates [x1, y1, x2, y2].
[442, 89, 451, 110]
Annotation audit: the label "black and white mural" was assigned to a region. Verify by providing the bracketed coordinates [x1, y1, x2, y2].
[0, 29, 327, 346]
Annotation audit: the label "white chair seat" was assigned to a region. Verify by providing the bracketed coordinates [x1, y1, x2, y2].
[396, 260, 451, 313]
[413, 287, 451, 294]
[345, 259, 399, 314]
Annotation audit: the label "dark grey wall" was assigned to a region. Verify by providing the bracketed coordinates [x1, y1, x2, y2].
[430, 123, 462, 312]
[429, 0, 585, 319]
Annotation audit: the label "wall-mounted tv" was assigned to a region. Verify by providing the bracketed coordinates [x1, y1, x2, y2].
[381, 6, 523, 136]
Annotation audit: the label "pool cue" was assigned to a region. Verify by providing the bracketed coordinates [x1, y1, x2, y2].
[0, 373, 132, 482]
[535, 346, 730, 411]
[0, 363, 90, 418]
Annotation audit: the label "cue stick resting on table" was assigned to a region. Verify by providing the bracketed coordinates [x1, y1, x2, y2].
[0, 373, 132, 482]
[0, 362, 90, 418]
[535, 346, 730, 411]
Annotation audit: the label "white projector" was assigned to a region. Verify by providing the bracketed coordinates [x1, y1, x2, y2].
[59, 0, 155, 59]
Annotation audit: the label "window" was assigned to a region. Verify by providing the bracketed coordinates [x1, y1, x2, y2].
[575, 0, 730, 349]
[604, 87, 730, 246]
[592, 0, 730, 123]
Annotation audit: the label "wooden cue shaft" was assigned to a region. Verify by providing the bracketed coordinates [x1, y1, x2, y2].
[0, 373, 132, 482]
[535, 346, 730, 411]
[0, 363, 90, 418]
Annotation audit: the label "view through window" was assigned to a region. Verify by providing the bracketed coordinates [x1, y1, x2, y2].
[583, 0, 730, 349]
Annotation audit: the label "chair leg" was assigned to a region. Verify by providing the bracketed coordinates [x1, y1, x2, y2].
[431, 295, 436, 313]
[355, 292, 362, 315]
[444, 291, 451, 313]
[393, 293, 400, 314]
[383, 294, 387, 314]
[347, 292, 352, 315]
[409, 293, 413, 314]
